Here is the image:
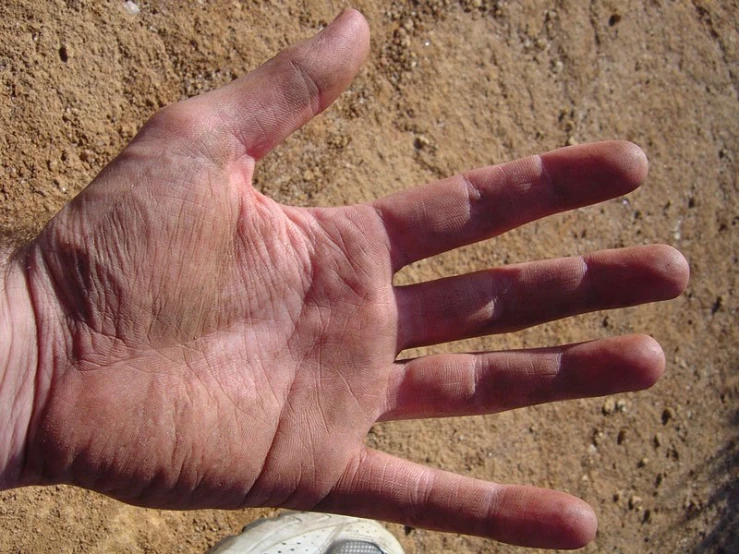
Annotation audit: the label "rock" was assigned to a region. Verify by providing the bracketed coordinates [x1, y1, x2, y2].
[52, 178, 67, 193]
[124, 1, 140, 16]
[629, 495, 643, 510]
[602, 398, 616, 415]
[414, 134, 432, 150]
[662, 407, 676, 424]
[592, 429, 604, 446]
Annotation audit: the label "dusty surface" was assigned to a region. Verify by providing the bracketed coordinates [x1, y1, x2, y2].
[0, 0, 737, 552]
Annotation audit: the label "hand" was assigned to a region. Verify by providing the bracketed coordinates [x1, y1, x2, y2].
[4, 9, 688, 550]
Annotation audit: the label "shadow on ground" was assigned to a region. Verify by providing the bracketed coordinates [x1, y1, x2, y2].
[688, 406, 739, 554]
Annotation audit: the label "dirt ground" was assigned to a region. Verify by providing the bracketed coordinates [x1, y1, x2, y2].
[0, 0, 736, 552]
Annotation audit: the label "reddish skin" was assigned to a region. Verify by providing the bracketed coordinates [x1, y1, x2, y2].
[0, 10, 688, 550]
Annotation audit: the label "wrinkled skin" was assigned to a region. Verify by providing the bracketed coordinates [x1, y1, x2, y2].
[2, 10, 688, 550]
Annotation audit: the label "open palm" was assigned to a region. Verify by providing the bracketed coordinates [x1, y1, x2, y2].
[17, 10, 688, 550]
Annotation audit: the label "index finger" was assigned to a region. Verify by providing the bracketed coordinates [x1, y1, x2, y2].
[374, 141, 648, 271]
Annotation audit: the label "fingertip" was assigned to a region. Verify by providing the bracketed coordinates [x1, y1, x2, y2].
[596, 140, 648, 194]
[561, 501, 598, 549]
[663, 245, 691, 296]
[335, 8, 370, 32]
[646, 244, 690, 299]
[514, 491, 598, 549]
[617, 335, 666, 390]
[539, 140, 650, 207]
[325, 8, 371, 64]
[617, 141, 649, 189]
[626, 334, 666, 389]
[309, 8, 371, 112]
[586, 334, 667, 392]
[559, 335, 667, 396]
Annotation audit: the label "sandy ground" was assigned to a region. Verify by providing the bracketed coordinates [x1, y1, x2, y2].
[0, 0, 737, 552]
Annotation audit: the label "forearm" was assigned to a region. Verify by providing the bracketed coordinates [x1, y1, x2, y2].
[0, 246, 39, 489]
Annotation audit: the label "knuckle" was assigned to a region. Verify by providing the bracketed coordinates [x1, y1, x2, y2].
[407, 468, 436, 525]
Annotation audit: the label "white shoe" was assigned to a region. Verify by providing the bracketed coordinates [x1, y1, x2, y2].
[208, 511, 405, 554]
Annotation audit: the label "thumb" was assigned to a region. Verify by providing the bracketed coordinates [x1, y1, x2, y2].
[203, 9, 370, 160]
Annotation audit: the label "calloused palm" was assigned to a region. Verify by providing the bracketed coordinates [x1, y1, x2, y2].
[16, 10, 687, 550]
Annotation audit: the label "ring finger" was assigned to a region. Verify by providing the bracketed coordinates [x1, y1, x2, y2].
[380, 334, 664, 421]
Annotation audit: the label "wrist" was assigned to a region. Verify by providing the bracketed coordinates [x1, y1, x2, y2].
[0, 247, 40, 489]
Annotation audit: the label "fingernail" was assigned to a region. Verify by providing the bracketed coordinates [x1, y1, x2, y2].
[331, 8, 350, 25]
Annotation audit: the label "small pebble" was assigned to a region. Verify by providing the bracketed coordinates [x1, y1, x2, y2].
[629, 495, 643, 510]
[662, 407, 676, 424]
[414, 135, 432, 150]
[616, 399, 628, 412]
[56, 182, 67, 194]
[602, 398, 616, 415]
[124, 1, 140, 15]
[592, 429, 604, 446]
[638, 457, 649, 468]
